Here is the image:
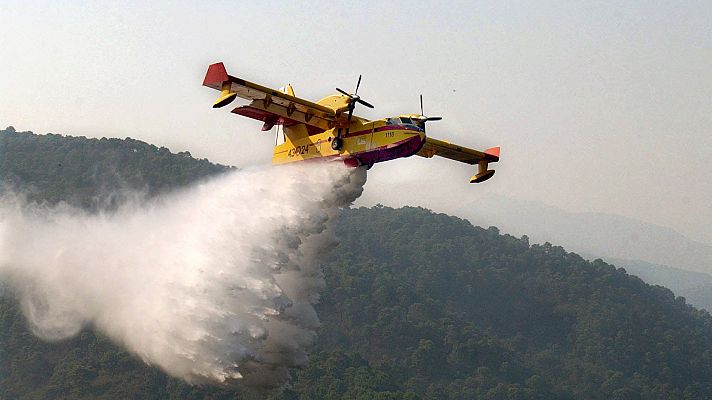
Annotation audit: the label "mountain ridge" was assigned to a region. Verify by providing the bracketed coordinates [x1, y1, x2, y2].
[456, 194, 712, 274]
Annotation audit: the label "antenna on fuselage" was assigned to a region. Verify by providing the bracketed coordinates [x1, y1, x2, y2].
[332, 75, 374, 150]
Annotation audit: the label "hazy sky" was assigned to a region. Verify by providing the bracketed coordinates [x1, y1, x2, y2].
[1, 1, 711, 244]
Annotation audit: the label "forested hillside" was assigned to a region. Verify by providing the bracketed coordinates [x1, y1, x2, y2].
[0, 126, 231, 209]
[606, 258, 712, 312]
[1, 127, 712, 399]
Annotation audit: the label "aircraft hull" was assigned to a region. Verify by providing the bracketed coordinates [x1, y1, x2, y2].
[272, 123, 425, 168]
[354, 133, 425, 166]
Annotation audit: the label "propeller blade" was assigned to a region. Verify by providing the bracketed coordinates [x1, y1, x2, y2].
[417, 95, 440, 122]
[336, 75, 373, 117]
[357, 98, 374, 109]
[355, 74, 362, 95]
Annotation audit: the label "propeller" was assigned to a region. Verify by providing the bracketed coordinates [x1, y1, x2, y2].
[333, 75, 374, 150]
[336, 75, 374, 111]
[414, 94, 442, 124]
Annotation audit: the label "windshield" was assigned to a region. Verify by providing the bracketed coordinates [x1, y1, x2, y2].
[387, 117, 424, 131]
[388, 117, 415, 125]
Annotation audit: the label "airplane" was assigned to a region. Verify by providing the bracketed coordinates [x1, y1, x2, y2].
[203, 62, 500, 183]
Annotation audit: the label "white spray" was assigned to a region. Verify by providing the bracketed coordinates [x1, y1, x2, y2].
[0, 162, 367, 389]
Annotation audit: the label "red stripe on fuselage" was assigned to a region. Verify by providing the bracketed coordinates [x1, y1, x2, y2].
[342, 125, 420, 138]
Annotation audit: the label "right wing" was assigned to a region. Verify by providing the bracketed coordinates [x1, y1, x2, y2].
[417, 137, 500, 164]
[417, 137, 500, 183]
[203, 62, 337, 132]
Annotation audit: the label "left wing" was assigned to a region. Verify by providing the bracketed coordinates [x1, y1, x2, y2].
[203, 62, 337, 133]
[417, 137, 500, 183]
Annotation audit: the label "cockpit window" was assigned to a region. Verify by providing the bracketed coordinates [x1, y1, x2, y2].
[387, 117, 423, 129]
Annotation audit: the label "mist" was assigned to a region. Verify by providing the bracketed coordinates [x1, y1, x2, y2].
[0, 162, 367, 390]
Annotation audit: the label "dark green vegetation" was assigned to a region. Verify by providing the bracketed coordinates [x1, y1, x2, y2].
[0, 126, 231, 209]
[2, 127, 712, 399]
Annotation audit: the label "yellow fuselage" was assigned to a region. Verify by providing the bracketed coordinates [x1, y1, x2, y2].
[273, 121, 424, 166]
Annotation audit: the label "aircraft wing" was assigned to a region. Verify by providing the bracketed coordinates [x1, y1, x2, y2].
[417, 137, 500, 183]
[203, 62, 337, 133]
[417, 137, 500, 164]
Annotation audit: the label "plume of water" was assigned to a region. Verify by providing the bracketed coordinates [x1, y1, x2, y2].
[0, 162, 367, 389]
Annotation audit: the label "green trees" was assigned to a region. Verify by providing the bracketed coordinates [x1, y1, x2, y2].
[309, 206, 712, 399]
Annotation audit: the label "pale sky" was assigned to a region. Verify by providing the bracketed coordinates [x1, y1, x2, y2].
[1, 1, 711, 244]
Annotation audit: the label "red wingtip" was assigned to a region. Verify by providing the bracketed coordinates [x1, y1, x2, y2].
[485, 146, 500, 160]
[203, 62, 229, 88]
